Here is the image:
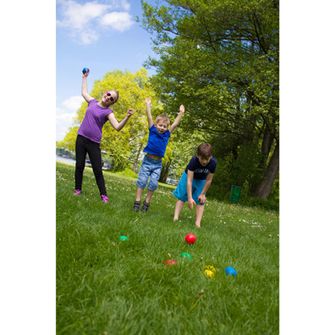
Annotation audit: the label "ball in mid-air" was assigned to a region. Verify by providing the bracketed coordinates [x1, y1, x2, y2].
[82, 67, 90, 75]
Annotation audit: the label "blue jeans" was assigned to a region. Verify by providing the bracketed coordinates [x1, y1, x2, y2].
[136, 155, 162, 191]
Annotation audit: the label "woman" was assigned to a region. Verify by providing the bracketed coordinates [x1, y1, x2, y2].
[73, 68, 134, 203]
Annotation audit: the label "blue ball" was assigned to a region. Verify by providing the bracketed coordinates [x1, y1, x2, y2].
[82, 67, 89, 74]
[225, 266, 237, 277]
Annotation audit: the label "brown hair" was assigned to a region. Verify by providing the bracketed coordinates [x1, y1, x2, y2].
[156, 114, 170, 126]
[197, 143, 212, 159]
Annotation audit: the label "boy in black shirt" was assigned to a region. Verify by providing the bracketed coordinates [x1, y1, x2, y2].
[172, 143, 217, 228]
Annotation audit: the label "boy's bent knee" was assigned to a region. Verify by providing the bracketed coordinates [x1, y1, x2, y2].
[148, 179, 159, 191]
[148, 185, 158, 192]
[136, 178, 148, 189]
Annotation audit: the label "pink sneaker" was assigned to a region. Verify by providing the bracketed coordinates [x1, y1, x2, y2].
[73, 189, 81, 196]
[100, 195, 109, 203]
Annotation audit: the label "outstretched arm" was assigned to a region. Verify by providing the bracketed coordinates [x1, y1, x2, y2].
[170, 105, 185, 133]
[198, 173, 214, 204]
[145, 98, 154, 128]
[81, 72, 94, 103]
[108, 109, 134, 131]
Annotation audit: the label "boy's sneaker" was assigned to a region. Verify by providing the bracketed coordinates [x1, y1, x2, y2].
[100, 195, 109, 203]
[133, 200, 141, 212]
[141, 201, 150, 212]
[73, 189, 81, 196]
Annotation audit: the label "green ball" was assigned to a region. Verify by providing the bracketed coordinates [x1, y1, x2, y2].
[180, 252, 192, 260]
[119, 235, 128, 241]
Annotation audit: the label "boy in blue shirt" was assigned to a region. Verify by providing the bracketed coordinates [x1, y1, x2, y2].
[172, 143, 217, 228]
[133, 98, 185, 212]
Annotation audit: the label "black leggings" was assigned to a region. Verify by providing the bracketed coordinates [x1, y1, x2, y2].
[75, 135, 107, 195]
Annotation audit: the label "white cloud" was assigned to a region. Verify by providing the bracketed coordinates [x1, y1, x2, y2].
[115, 0, 130, 11]
[62, 96, 84, 110]
[58, 1, 108, 30]
[57, 0, 133, 44]
[100, 12, 133, 31]
[79, 30, 99, 45]
[56, 96, 84, 140]
[97, 0, 130, 11]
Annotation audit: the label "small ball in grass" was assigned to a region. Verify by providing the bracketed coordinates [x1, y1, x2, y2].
[119, 235, 128, 241]
[82, 67, 90, 75]
[185, 233, 197, 245]
[225, 266, 237, 277]
[204, 269, 215, 279]
[180, 252, 192, 260]
[204, 265, 216, 278]
[164, 259, 177, 266]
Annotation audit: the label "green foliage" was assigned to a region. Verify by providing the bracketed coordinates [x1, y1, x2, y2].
[57, 126, 79, 152]
[207, 143, 278, 210]
[142, 0, 279, 199]
[168, 129, 207, 178]
[231, 142, 263, 186]
[206, 156, 234, 200]
[57, 162, 279, 334]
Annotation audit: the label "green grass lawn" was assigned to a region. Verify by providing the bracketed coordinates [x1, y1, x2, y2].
[56, 162, 279, 335]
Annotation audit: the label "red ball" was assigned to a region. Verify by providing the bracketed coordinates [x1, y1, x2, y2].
[164, 259, 177, 266]
[185, 233, 197, 245]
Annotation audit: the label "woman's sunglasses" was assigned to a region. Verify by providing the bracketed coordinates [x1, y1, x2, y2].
[106, 92, 115, 102]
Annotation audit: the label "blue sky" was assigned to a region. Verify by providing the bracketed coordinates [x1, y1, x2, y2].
[56, 0, 156, 140]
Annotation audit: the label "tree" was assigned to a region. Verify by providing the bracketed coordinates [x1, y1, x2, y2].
[57, 126, 78, 153]
[141, 0, 279, 199]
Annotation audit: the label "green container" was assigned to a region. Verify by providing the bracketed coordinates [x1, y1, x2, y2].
[230, 185, 241, 203]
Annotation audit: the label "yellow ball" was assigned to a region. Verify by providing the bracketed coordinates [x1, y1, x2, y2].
[204, 269, 215, 278]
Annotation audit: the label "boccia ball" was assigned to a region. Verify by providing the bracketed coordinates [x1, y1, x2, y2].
[82, 67, 90, 75]
[185, 233, 197, 245]
[164, 259, 177, 266]
[180, 252, 192, 260]
[119, 235, 128, 241]
[225, 266, 237, 277]
[204, 269, 215, 278]
[203, 265, 216, 278]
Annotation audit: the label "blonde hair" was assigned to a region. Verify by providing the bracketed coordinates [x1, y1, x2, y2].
[155, 114, 170, 126]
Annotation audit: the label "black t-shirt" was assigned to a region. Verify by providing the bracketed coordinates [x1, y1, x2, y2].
[185, 156, 217, 180]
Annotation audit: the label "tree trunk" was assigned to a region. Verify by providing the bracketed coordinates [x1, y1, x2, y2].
[250, 125, 274, 194]
[159, 161, 171, 183]
[132, 143, 144, 173]
[260, 125, 274, 164]
[252, 141, 279, 199]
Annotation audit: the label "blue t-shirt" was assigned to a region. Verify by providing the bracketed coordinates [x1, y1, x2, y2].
[185, 156, 217, 180]
[143, 125, 171, 158]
